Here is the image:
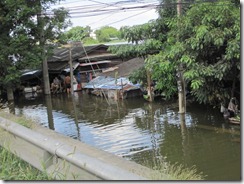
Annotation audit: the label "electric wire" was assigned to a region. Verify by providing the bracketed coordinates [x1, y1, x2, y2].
[93, 8, 153, 30]
[47, 1, 234, 17]
[88, 12, 118, 26]
[45, 0, 235, 30]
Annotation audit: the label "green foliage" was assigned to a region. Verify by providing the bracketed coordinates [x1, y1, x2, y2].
[163, 0, 240, 105]
[142, 153, 205, 180]
[129, 66, 147, 87]
[58, 26, 91, 44]
[95, 26, 120, 43]
[0, 0, 70, 93]
[162, 163, 205, 180]
[110, 0, 240, 106]
[82, 37, 99, 45]
[108, 39, 162, 59]
[146, 53, 177, 99]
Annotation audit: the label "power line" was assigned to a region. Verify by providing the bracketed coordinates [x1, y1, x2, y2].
[48, 3, 159, 15]
[87, 12, 118, 26]
[46, 3, 159, 17]
[48, 1, 234, 16]
[51, 0, 160, 12]
[93, 8, 154, 30]
[46, 0, 235, 30]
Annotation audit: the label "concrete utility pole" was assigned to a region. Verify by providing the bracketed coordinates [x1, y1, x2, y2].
[69, 46, 74, 94]
[177, 0, 186, 113]
[39, 6, 50, 95]
[63, 42, 82, 95]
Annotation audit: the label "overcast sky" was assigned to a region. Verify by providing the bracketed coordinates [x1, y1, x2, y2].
[53, 0, 159, 31]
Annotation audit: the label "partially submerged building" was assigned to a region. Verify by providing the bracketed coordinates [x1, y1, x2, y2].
[20, 44, 123, 94]
[47, 44, 123, 88]
[84, 57, 145, 99]
[84, 76, 142, 99]
[19, 44, 144, 99]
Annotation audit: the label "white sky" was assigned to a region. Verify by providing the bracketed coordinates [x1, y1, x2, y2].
[52, 0, 159, 31]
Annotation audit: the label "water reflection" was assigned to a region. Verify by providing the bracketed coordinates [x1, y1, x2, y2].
[11, 92, 241, 180]
[45, 95, 54, 130]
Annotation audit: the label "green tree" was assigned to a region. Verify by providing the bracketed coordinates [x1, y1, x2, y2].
[95, 26, 120, 43]
[109, 0, 240, 106]
[0, 0, 70, 100]
[58, 26, 92, 44]
[162, 0, 240, 106]
[82, 37, 99, 45]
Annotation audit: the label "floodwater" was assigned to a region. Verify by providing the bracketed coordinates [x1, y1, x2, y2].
[11, 92, 241, 180]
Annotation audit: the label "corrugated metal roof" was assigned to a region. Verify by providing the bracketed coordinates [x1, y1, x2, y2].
[84, 76, 140, 90]
[99, 57, 144, 77]
[20, 70, 42, 81]
[47, 44, 109, 62]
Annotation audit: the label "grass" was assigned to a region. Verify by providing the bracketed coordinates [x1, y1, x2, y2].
[143, 156, 206, 180]
[161, 162, 205, 180]
[0, 147, 51, 180]
[0, 111, 35, 129]
[0, 111, 51, 180]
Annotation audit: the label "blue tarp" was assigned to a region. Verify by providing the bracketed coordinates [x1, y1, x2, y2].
[84, 76, 140, 90]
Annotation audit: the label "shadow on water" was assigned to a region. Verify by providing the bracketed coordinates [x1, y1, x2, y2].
[9, 92, 241, 180]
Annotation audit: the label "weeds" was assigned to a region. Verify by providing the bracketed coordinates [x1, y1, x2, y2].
[0, 111, 34, 129]
[162, 162, 205, 180]
[142, 155, 206, 180]
[0, 147, 51, 180]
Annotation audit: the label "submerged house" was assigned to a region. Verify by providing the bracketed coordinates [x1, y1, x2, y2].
[84, 76, 141, 99]
[83, 57, 145, 99]
[47, 44, 123, 88]
[20, 44, 122, 93]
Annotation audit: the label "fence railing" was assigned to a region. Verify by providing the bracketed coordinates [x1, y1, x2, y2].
[0, 116, 154, 180]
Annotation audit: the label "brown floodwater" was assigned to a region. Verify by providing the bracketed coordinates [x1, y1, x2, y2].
[11, 92, 241, 180]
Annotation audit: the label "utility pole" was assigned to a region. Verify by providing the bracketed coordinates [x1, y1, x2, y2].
[177, 0, 186, 113]
[38, 3, 50, 95]
[69, 45, 74, 94]
[63, 42, 82, 95]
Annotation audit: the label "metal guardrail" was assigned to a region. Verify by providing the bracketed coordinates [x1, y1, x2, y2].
[0, 117, 149, 180]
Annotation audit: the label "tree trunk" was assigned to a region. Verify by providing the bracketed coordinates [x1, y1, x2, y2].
[231, 65, 237, 98]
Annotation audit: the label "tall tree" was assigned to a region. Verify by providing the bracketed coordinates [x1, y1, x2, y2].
[58, 26, 93, 44]
[161, 0, 240, 106]
[95, 26, 120, 43]
[0, 0, 70, 100]
[109, 0, 240, 107]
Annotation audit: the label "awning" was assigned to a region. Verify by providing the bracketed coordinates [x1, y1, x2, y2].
[20, 70, 42, 81]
